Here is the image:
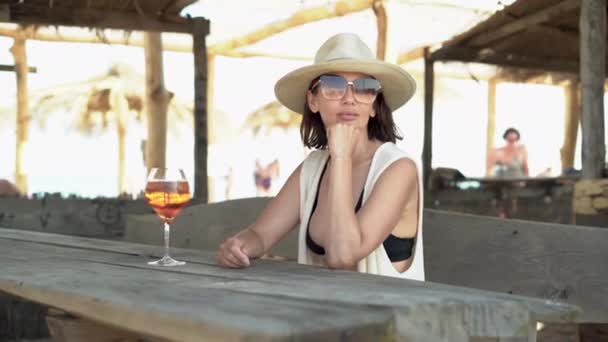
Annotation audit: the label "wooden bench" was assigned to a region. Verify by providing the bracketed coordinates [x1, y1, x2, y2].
[0, 227, 580, 341]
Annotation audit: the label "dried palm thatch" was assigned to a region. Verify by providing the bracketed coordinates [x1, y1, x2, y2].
[29, 63, 191, 134]
[243, 101, 301, 136]
[25, 63, 192, 194]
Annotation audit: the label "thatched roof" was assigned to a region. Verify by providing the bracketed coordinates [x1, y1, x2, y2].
[28, 63, 192, 134]
[427, 0, 599, 81]
[243, 101, 301, 136]
[1, 0, 199, 33]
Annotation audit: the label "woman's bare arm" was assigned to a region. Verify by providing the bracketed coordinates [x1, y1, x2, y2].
[217, 163, 302, 268]
[323, 158, 418, 269]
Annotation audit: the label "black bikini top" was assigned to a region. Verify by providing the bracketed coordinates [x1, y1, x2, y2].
[306, 159, 415, 262]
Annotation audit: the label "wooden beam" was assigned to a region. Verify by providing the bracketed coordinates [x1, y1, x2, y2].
[560, 80, 580, 171]
[0, 64, 36, 73]
[580, 0, 606, 179]
[193, 18, 208, 203]
[485, 78, 497, 176]
[423, 48, 434, 190]
[372, 0, 387, 60]
[432, 46, 581, 74]
[0, 25, 309, 60]
[208, 0, 373, 55]
[0, 24, 194, 52]
[468, 0, 581, 47]
[397, 46, 425, 64]
[220, 50, 311, 60]
[489, 24, 580, 57]
[5, 4, 197, 33]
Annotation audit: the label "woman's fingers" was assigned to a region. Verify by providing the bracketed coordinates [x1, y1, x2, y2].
[217, 238, 250, 268]
[231, 244, 250, 266]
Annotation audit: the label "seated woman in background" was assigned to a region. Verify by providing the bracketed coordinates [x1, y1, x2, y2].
[487, 127, 529, 178]
[216, 33, 424, 280]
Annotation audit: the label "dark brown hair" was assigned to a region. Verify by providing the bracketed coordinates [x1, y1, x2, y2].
[300, 77, 403, 149]
[502, 127, 520, 140]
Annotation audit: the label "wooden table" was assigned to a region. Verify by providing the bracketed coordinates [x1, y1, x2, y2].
[0, 227, 580, 342]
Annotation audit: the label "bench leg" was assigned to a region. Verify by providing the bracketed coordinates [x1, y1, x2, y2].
[46, 308, 167, 342]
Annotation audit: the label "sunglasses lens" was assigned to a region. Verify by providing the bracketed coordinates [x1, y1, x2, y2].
[318, 75, 380, 103]
[319, 75, 347, 99]
[353, 78, 381, 103]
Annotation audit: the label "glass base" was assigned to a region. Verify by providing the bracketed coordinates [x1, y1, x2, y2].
[148, 256, 186, 266]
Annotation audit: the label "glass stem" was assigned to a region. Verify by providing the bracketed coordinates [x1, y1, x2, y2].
[164, 222, 170, 259]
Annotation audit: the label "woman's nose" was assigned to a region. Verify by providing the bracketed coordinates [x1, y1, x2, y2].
[341, 84, 356, 103]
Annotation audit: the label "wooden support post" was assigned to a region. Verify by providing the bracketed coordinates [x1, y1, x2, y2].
[423, 48, 434, 190]
[10, 27, 29, 194]
[193, 18, 210, 203]
[561, 80, 581, 172]
[372, 0, 387, 61]
[580, 0, 606, 179]
[485, 78, 497, 176]
[144, 32, 170, 172]
[206, 54, 216, 202]
[110, 86, 130, 195]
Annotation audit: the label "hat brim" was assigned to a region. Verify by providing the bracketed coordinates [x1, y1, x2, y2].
[274, 59, 416, 114]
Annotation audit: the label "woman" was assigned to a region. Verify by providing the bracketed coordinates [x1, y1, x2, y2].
[216, 33, 424, 280]
[487, 127, 529, 178]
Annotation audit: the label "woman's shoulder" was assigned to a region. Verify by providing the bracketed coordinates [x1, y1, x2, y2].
[375, 142, 416, 164]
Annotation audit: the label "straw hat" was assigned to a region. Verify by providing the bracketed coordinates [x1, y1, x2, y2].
[274, 32, 416, 114]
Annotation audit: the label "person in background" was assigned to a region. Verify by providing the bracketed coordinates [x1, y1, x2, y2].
[487, 127, 529, 178]
[216, 33, 424, 280]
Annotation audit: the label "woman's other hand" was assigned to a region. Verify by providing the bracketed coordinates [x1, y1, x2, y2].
[216, 230, 255, 268]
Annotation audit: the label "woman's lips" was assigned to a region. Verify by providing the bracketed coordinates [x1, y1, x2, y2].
[338, 112, 359, 121]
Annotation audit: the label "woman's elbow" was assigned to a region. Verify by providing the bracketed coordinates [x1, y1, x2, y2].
[325, 252, 358, 270]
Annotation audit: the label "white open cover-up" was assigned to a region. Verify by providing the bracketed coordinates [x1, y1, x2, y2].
[297, 142, 425, 281]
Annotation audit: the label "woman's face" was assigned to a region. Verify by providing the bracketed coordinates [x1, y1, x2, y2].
[505, 132, 519, 144]
[306, 71, 378, 129]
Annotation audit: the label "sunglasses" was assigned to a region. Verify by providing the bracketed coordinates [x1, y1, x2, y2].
[311, 75, 382, 104]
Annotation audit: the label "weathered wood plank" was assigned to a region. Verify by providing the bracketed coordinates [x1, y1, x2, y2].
[424, 210, 608, 323]
[433, 46, 580, 74]
[0, 238, 509, 341]
[0, 249, 397, 341]
[579, 0, 606, 178]
[124, 197, 299, 259]
[0, 228, 580, 339]
[5, 5, 194, 33]
[468, 0, 580, 47]
[0, 197, 153, 237]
